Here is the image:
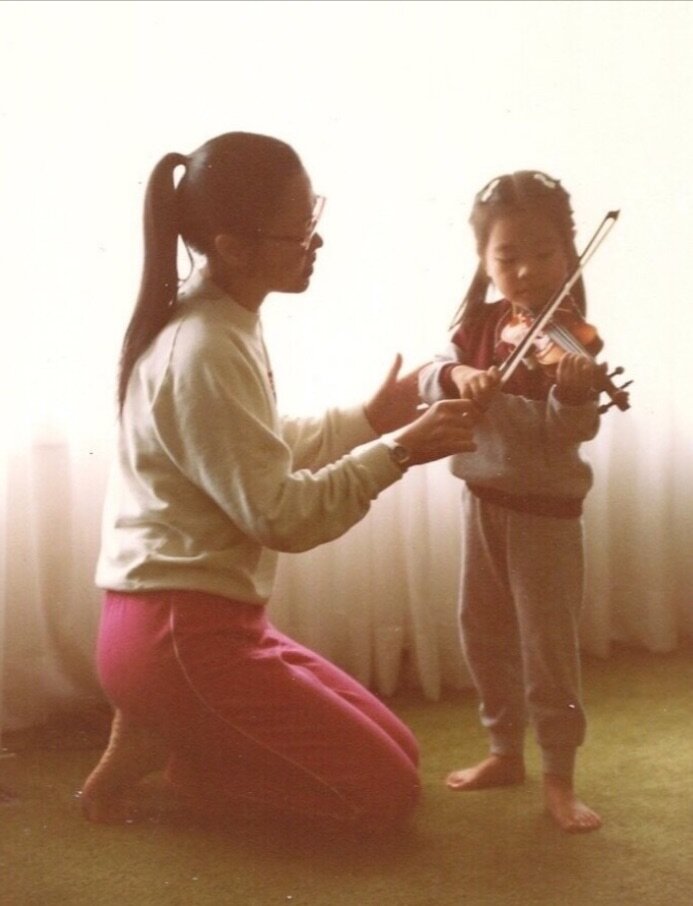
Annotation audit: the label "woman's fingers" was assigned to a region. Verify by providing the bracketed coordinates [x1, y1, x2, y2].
[394, 398, 477, 464]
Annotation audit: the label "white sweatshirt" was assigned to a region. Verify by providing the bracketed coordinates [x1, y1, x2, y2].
[96, 272, 402, 604]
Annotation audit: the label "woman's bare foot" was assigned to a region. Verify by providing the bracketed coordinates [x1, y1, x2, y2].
[446, 754, 525, 791]
[79, 709, 168, 824]
[543, 774, 602, 833]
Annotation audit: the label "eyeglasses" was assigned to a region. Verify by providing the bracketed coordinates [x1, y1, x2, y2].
[254, 195, 326, 251]
[477, 172, 560, 204]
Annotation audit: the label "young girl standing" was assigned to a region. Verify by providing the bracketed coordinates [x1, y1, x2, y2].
[419, 171, 606, 833]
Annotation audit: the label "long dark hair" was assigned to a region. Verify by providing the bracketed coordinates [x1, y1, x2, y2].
[450, 170, 585, 330]
[117, 132, 304, 411]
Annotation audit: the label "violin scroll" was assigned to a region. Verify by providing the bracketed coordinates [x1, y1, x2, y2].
[596, 367, 632, 414]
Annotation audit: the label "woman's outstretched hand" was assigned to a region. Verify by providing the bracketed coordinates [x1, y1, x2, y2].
[364, 354, 423, 435]
[391, 398, 477, 466]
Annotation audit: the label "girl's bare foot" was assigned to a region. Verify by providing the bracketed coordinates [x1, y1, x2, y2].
[79, 709, 168, 824]
[543, 774, 602, 833]
[446, 754, 525, 791]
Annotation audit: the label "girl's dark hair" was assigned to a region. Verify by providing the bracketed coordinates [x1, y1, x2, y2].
[450, 170, 585, 329]
[117, 132, 304, 411]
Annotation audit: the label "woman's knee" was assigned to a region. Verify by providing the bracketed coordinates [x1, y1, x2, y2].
[351, 756, 421, 831]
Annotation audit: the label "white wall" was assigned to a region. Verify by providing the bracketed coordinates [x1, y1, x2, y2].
[1, 1, 692, 722]
[1, 0, 691, 428]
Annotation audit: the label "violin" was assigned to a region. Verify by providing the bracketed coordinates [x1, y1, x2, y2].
[500, 300, 630, 413]
[498, 211, 632, 414]
[501, 301, 601, 365]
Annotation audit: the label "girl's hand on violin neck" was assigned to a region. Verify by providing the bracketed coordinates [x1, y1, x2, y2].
[554, 353, 605, 405]
[451, 365, 501, 412]
[392, 399, 477, 466]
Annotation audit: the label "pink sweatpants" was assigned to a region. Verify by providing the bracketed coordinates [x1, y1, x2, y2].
[97, 590, 420, 828]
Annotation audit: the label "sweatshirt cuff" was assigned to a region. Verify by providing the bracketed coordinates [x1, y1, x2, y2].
[548, 386, 600, 440]
[549, 386, 599, 411]
[351, 440, 405, 492]
[419, 360, 457, 404]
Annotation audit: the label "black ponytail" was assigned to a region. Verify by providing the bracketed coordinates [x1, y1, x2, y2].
[116, 132, 304, 414]
[449, 263, 490, 330]
[118, 152, 187, 412]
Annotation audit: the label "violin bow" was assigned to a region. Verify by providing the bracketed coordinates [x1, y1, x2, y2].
[499, 210, 620, 386]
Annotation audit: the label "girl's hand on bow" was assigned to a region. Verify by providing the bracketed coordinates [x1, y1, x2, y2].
[364, 354, 423, 435]
[451, 365, 501, 413]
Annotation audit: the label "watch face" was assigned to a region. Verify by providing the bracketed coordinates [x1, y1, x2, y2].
[391, 444, 411, 467]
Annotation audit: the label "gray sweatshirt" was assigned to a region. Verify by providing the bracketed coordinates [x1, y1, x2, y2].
[418, 326, 600, 509]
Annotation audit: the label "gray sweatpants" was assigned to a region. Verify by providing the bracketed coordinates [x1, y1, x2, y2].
[459, 488, 587, 780]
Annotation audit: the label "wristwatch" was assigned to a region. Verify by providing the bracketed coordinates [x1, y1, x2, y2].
[386, 441, 412, 472]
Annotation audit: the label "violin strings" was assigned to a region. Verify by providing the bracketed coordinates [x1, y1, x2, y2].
[544, 322, 594, 359]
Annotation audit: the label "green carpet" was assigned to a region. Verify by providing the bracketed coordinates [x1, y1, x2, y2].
[1, 645, 691, 905]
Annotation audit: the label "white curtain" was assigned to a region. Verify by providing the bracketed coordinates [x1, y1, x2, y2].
[2, 0, 692, 731]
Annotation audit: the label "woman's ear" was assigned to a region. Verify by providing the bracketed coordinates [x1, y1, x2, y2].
[213, 233, 248, 268]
